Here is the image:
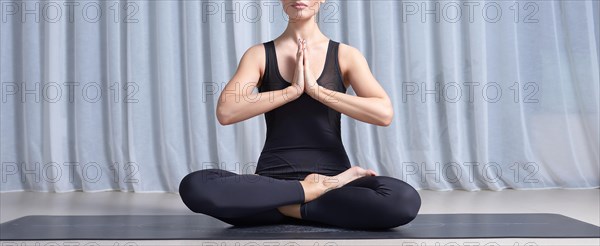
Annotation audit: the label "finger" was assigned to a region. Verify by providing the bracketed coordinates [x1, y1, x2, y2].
[303, 39, 307, 55]
[304, 39, 308, 52]
[298, 51, 304, 69]
[296, 41, 304, 73]
[300, 39, 305, 66]
[297, 48, 305, 71]
[297, 38, 303, 58]
[304, 40, 309, 56]
[303, 40, 309, 66]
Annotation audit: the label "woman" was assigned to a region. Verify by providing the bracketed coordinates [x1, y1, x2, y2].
[179, 0, 421, 230]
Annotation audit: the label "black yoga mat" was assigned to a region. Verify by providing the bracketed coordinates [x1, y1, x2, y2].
[1, 213, 599, 240]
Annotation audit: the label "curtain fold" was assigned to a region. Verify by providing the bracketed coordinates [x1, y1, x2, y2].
[1, 0, 598, 192]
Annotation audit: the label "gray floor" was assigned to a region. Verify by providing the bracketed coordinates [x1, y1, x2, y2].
[1, 189, 599, 245]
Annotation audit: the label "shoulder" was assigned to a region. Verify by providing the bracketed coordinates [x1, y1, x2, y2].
[239, 42, 267, 86]
[337, 42, 363, 60]
[238, 42, 266, 74]
[241, 43, 266, 67]
[244, 42, 266, 57]
[337, 42, 368, 76]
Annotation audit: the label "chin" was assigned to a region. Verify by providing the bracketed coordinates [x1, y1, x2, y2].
[286, 10, 318, 22]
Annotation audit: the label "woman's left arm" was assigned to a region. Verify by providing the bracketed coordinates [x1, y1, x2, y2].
[304, 44, 393, 126]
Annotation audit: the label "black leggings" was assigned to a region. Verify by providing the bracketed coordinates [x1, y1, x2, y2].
[178, 169, 421, 230]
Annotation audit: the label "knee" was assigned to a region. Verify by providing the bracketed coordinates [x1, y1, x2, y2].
[377, 177, 422, 227]
[178, 169, 219, 214]
[390, 178, 421, 225]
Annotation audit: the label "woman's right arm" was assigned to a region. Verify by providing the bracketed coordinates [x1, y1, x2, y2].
[216, 44, 302, 125]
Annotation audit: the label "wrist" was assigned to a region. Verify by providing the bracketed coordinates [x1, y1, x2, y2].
[306, 82, 321, 97]
[284, 85, 302, 100]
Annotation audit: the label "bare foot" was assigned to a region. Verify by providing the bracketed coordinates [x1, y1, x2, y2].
[324, 166, 377, 188]
[299, 166, 376, 203]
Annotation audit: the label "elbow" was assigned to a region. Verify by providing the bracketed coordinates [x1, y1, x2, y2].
[216, 106, 233, 125]
[377, 104, 394, 127]
[217, 116, 231, 126]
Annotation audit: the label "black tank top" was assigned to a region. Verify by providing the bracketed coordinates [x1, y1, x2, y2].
[254, 39, 351, 180]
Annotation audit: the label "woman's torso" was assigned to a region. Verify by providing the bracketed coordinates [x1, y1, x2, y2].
[255, 39, 351, 180]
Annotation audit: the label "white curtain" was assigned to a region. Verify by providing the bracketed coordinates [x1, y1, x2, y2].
[1, 0, 598, 192]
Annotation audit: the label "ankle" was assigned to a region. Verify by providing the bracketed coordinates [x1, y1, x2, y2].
[299, 174, 331, 203]
[299, 180, 316, 203]
[277, 204, 302, 219]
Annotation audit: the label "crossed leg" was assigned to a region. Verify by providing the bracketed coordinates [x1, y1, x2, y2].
[297, 175, 421, 229]
[179, 168, 304, 226]
[178, 168, 421, 230]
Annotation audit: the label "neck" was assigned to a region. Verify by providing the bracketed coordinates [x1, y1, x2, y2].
[280, 17, 326, 43]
